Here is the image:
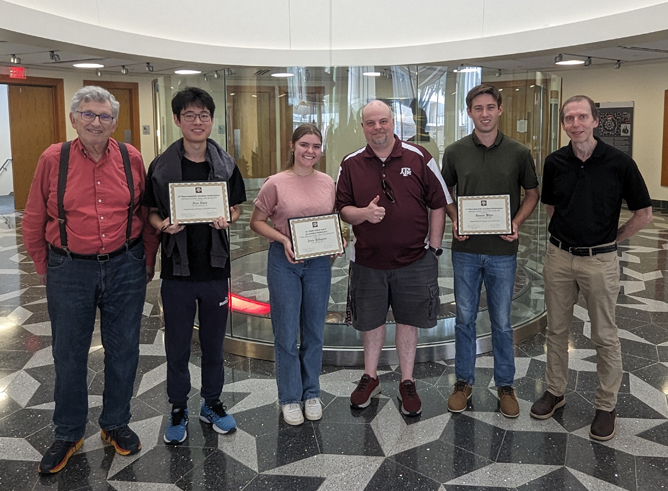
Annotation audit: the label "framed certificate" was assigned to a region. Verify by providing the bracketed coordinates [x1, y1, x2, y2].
[458, 195, 512, 235]
[169, 182, 230, 224]
[288, 213, 345, 261]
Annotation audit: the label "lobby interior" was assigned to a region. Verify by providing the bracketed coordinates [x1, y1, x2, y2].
[1, 1, 668, 489]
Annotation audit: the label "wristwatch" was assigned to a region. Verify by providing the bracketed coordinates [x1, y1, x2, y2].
[428, 246, 443, 257]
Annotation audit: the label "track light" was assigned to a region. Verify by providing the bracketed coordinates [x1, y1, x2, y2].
[213, 70, 220, 79]
[121, 65, 129, 75]
[96, 69, 102, 77]
[614, 60, 621, 69]
[584, 57, 592, 66]
[49, 51, 60, 62]
[554, 54, 563, 64]
[10, 54, 21, 64]
[145, 62, 154, 72]
[496, 69, 502, 77]
[203, 74, 208, 81]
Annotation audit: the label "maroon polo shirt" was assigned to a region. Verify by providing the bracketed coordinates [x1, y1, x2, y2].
[336, 136, 451, 270]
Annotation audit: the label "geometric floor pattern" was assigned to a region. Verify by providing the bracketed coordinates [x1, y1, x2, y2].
[0, 203, 667, 490]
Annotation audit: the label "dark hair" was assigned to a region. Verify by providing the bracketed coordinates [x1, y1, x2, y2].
[171, 87, 215, 121]
[466, 84, 502, 110]
[285, 123, 322, 169]
[559, 95, 598, 124]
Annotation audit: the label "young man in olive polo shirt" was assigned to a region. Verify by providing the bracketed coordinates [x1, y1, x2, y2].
[442, 84, 539, 418]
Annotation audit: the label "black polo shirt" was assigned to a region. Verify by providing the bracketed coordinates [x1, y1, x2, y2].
[542, 137, 651, 247]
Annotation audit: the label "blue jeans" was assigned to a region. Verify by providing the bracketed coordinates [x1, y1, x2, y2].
[46, 240, 146, 441]
[267, 241, 331, 405]
[452, 250, 517, 387]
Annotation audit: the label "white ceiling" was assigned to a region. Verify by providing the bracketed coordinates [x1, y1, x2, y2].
[2, 32, 668, 79]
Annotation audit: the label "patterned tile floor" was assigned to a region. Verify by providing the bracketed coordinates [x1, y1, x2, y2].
[0, 203, 667, 490]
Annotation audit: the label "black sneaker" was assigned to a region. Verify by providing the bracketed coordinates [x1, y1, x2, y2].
[101, 425, 142, 455]
[38, 438, 84, 474]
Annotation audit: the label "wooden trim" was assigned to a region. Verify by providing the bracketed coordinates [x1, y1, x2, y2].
[662, 90, 668, 187]
[0, 74, 66, 142]
[84, 80, 141, 152]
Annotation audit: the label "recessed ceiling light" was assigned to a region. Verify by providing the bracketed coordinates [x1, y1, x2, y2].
[271, 73, 294, 78]
[175, 69, 201, 75]
[555, 59, 585, 65]
[362, 72, 381, 77]
[73, 63, 105, 68]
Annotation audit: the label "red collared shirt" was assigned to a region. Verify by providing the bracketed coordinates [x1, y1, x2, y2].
[23, 138, 159, 274]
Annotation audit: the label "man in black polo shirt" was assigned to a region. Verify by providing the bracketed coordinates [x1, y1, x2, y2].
[530, 95, 652, 441]
[442, 84, 539, 418]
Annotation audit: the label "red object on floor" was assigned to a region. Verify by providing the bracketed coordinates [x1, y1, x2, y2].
[229, 293, 271, 316]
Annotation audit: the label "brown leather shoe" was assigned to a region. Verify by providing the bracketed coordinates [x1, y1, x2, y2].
[590, 408, 617, 441]
[447, 380, 472, 413]
[498, 386, 519, 418]
[530, 391, 565, 419]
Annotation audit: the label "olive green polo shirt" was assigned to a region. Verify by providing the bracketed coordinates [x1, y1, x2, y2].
[441, 131, 538, 255]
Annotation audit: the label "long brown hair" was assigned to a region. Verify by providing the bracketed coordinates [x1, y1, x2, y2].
[285, 123, 323, 169]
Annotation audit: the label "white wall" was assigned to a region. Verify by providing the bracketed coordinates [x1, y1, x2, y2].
[20, 67, 157, 165]
[2, 0, 668, 66]
[0, 84, 13, 196]
[559, 62, 668, 201]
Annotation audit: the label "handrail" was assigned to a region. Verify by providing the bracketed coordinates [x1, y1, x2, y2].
[0, 159, 11, 173]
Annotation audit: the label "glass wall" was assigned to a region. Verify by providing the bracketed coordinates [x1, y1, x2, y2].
[153, 65, 560, 358]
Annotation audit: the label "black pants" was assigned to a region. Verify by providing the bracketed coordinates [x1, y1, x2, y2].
[161, 278, 230, 407]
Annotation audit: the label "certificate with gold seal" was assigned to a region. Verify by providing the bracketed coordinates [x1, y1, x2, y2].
[289, 213, 345, 261]
[458, 195, 512, 235]
[169, 182, 229, 224]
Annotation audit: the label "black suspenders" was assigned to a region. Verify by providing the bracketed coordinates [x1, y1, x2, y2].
[57, 141, 134, 250]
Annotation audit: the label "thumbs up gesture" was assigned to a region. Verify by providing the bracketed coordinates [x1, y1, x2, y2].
[366, 195, 386, 224]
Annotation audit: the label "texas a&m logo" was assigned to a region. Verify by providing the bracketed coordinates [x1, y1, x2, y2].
[399, 167, 412, 177]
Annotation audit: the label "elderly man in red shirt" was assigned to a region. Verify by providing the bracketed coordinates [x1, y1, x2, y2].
[22, 86, 158, 474]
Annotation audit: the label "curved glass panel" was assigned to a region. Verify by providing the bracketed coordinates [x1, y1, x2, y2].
[153, 66, 559, 355]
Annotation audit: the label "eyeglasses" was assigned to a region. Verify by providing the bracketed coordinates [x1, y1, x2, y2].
[381, 179, 395, 203]
[77, 111, 115, 125]
[181, 112, 212, 122]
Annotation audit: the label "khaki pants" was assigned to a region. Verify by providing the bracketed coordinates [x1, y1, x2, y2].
[543, 242, 622, 411]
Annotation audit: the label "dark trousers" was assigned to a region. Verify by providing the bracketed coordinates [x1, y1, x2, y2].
[161, 278, 229, 407]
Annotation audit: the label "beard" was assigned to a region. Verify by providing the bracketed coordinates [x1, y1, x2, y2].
[370, 131, 388, 146]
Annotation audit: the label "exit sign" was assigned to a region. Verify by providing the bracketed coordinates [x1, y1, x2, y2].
[9, 67, 26, 79]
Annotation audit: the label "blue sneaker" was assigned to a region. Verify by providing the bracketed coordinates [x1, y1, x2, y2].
[200, 401, 236, 434]
[164, 407, 188, 444]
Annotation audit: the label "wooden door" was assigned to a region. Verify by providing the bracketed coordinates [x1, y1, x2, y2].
[8, 85, 58, 210]
[84, 80, 140, 151]
[108, 88, 133, 144]
[226, 86, 276, 178]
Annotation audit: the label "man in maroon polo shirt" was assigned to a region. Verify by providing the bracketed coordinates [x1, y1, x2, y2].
[336, 100, 453, 416]
[23, 86, 158, 474]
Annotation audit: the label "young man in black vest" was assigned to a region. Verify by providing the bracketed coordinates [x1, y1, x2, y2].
[144, 87, 246, 444]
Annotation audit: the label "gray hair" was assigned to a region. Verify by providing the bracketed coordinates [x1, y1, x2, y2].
[70, 86, 120, 118]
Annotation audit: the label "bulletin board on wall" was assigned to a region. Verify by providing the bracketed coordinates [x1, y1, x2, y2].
[594, 101, 633, 157]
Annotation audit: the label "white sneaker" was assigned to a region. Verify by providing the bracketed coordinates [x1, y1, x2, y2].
[304, 398, 322, 421]
[281, 403, 304, 426]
